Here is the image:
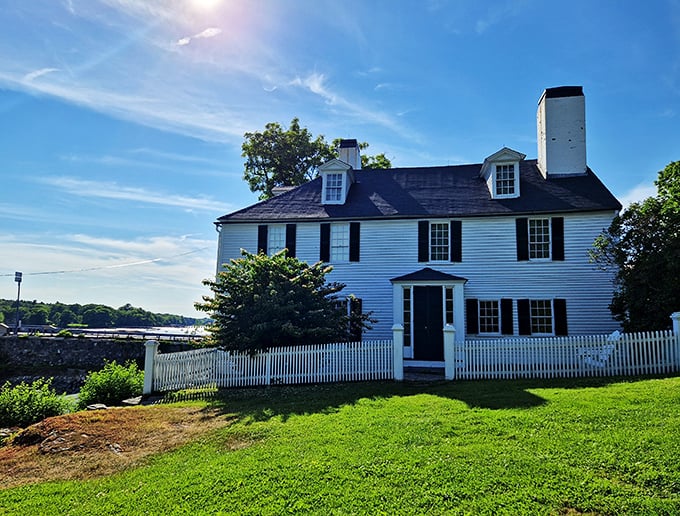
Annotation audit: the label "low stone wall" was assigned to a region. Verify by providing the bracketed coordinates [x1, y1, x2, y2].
[0, 336, 194, 393]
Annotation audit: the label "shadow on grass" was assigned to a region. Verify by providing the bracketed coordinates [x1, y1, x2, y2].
[157, 374, 661, 423]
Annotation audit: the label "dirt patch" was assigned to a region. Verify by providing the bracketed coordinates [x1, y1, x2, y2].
[0, 405, 234, 489]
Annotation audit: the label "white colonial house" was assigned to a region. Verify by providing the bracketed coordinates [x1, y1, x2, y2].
[215, 86, 622, 367]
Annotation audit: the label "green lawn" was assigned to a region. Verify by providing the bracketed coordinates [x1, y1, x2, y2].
[2, 376, 680, 515]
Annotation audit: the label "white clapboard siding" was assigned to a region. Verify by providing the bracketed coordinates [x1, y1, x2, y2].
[457, 330, 679, 380]
[218, 211, 619, 343]
[152, 340, 394, 392]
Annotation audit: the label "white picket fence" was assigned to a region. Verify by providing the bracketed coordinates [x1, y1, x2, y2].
[150, 340, 393, 392]
[456, 330, 680, 380]
[144, 328, 680, 393]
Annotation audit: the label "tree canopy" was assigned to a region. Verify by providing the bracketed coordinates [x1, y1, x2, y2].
[195, 250, 374, 353]
[0, 299, 203, 329]
[590, 160, 680, 331]
[242, 118, 392, 200]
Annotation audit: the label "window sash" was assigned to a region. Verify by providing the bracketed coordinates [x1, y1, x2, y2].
[430, 222, 449, 261]
[529, 218, 551, 259]
[325, 173, 343, 202]
[403, 287, 412, 347]
[530, 299, 553, 334]
[495, 164, 515, 196]
[478, 300, 500, 334]
[267, 225, 286, 255]
[330, 223, 350, 261]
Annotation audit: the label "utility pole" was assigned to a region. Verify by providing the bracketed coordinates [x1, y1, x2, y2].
[14, 272, 22, 335]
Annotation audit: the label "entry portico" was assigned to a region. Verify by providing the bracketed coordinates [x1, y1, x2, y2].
[391, 268, 467, 367]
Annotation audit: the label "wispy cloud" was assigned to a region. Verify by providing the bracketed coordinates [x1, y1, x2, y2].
[290, 72, 421, 142]
[177, 27, 222, 46]
[23, 68, 60, 82]
[0, 232, 214, 315]
[618, 182, 656, 208]
[41, 176, 233, 213]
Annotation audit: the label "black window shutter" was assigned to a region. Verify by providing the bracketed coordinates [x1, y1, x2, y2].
[349, 222, 360, 262]
[551, 217, 565, 261]
[418, 221, 429, 262]
[285, 224, 296, 258]
[257, 225, 268, 255]
[349, 297, 363, 342]
[518, 299, 531, 335]
[500, 298, 514, 335]
[450, 220, 462, 262]
[516, 218, 529, 261]
[554, 298, 568, 336]
[465, 298, 479, 335]
[320, 223, 330, 262]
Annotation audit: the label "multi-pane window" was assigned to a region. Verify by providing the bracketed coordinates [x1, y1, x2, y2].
[479, 300, 500, 334]
[403, 287, 412, 347]
[430, 222, 449, 261]
[529, 218, 551, 259]
[330, 223, 350, 261]
[267, 225, 285, 255]
[445, 287, 454, 325]
[495, 164, 516, 196]
[530, 300, 553, 334]
[325, 173, 343, 202]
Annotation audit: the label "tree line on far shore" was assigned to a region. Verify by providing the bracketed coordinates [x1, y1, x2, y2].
[0, 299, 206, 329]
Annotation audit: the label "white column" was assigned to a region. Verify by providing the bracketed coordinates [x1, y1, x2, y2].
[143, 340, 159, 395]
[671, 312, 680, 370]
[443, 324, 456, 380]
[392, 324, 404, 381]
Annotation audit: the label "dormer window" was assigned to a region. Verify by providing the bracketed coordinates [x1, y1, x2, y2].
[325, 173, 343, 202]
[480, 147, 525, 200]
[495, 163, 517, 197]
[319, 159, 355, 205]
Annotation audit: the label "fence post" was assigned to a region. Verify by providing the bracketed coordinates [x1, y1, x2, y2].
[443, 324, 456, 380]
[143, 340, 159, 395]
[672, 312, 680, 369]
[392, 324, 404, 381]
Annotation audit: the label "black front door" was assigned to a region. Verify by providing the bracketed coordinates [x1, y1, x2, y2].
[413, 286, 444, 361]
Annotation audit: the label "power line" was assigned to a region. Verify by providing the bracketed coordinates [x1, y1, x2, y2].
[1, 247, 211, 277]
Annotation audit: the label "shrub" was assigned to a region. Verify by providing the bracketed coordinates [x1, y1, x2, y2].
[0, 378, 70, 427]
[78, 361, 143, 409]
[55, 329, 73, 338]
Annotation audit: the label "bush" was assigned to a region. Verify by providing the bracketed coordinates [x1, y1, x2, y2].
[55, 329, 73, 338]
[78, 361, 143, 409]
[0, 378, 70, 427]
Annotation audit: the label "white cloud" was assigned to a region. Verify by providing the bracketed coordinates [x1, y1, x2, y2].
[177, 27, 222, 46]
[22, 68, 60, 82]
[618, 183, 657, 208]
[40, 176, 233, 213]
[290, 72, 422, 142]
[0, 233, 215, 316]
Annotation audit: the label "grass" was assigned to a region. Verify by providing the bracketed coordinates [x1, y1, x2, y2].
[0, 376, 679, 515]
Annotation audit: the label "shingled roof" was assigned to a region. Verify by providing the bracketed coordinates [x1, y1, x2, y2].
[217, 160, 621, 224]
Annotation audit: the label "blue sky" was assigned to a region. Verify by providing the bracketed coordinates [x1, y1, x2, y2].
[1, 0, 678, 317]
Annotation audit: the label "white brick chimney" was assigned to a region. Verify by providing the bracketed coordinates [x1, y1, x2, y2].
[537, 86, 587, 177]
[337, 139, 361, 170]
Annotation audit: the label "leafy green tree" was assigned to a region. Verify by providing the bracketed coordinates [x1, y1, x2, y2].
[81, 306, 115, 328]
[242, 119, 392, 200]
[242, 118, 336, 200]
[590, 161, 680, 331]
[196, 250, 373, 353]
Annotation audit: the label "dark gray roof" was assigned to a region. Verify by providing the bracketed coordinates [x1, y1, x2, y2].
[217, 160, 621, 224]
[391, 268, 468, 283]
